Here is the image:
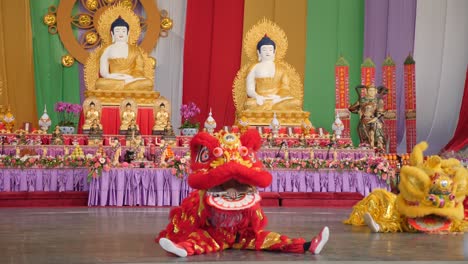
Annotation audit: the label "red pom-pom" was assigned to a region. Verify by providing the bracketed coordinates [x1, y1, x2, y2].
[240, 129, 262, 151]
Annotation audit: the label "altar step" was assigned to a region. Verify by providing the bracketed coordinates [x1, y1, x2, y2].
[0, 192, 88, 207]
[0, 191, 363, 207]
[260, 192, 364, 207]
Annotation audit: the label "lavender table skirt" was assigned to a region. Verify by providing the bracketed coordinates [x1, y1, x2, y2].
[88, 169, 389, 207]
[0, 168, 89, 192]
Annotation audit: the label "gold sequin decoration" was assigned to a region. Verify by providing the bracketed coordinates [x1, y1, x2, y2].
[260, 232, 282, 249]
[256, 209, 264, 221]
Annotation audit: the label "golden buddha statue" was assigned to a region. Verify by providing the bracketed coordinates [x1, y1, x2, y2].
[84, 5, 159, 106]
[3, 106, 15, 132]
[119, 98, 138, 132]
[82, 97, 102, 131]
[152, 96, 171, 134]
[233, 19, 310, 126]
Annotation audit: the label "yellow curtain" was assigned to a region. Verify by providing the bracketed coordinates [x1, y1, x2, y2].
[0, 0, 37, 129]
[242, 0, 307, 78]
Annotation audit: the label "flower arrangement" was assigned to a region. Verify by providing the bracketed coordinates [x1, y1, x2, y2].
[54, 102, 82, 127]
[87, 155, 111, 182]
[262, 156, 396, 185]
[179, 102, 200, 129]
[161, 154, 190, 179]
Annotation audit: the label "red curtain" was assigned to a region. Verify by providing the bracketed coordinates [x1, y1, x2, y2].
[444, 67, 468, 152]
[182, 0, 244, 129]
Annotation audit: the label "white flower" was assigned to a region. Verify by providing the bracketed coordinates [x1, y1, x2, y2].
[99, 157, 106, 164]
[180, 158, 186, 164]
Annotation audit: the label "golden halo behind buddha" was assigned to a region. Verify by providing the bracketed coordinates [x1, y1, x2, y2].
[96, 4, 141, 46]
[243, 18, 288, 62]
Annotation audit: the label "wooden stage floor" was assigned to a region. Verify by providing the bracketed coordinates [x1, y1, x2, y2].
[0, 207, 467, 263]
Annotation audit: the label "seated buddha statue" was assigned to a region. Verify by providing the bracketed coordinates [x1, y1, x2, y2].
[120, 100, 138, 131]
[153, 103, 169, 133]
[244, 35, 301, 111]
[95, 17, 153, 91]
[233, 19, 309, 126]
[84, 5, 160, 106]
[82, 98, 103, 131]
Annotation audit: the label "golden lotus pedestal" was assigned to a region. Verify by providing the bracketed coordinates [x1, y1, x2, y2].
[239, 110, 310, 126]
[85, 90, 160, 106]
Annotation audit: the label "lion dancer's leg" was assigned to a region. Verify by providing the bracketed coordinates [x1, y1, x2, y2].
[159, 228, 230, 257]
[234, 227, 329, 254]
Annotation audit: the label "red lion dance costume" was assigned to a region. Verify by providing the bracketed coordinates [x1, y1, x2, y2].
[156, 130, 329, 257]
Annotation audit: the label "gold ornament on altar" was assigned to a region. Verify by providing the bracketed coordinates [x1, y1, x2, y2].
[83, 4, 160, 105]
[233, 18, 310, 126]
[3, 106, 15, 132]
[82, 97, 103, 131]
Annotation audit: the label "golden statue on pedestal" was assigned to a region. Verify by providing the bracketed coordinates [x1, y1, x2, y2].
[152, 96, 171, 135]
[84, 4, 159, 106]
[82, 97, 103, 132]
[119, 98, 139, 132]
[233, 19, 310, 126]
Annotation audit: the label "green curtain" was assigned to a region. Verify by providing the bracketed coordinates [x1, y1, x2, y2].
[29, 0, 80, 131]
[304, 0, 364, 145]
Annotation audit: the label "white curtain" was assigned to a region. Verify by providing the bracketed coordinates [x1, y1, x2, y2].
[150, 0, 187, 134]
[414, 0, 468, 154]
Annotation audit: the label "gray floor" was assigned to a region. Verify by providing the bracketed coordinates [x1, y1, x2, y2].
[0, 207, 467, 263]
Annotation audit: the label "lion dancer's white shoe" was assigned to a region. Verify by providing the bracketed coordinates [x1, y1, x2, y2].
[306, 226, 330, 254]
[159, 238, 188, 257]
[364, 213, 380, 233]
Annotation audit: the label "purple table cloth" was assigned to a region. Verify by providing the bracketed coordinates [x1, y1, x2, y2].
[87, 168, 389, 206]
[88, 168, 192, 206]
[0, 168, 88, 192]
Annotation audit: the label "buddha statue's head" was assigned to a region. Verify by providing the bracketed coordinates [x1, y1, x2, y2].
[125, 102, 132, 110]
[256, 34, 276, 62]
[159, 103, 166, 110]
[111, 16, 130, 43]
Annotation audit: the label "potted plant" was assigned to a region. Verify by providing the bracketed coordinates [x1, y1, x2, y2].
[179, 102, 200, 136]
[54, 102, 82, 134]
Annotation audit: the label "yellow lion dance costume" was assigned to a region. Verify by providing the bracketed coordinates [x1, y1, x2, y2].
[345, 142, 468, 233]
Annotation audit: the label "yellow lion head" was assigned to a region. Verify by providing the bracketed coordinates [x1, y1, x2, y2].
[397, 142, 468, 220]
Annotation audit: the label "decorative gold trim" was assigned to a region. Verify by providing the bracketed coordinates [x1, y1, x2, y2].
[84, 89, 160, 106]
[243, 18, 288, 62]
[238, 111, 310, 126]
